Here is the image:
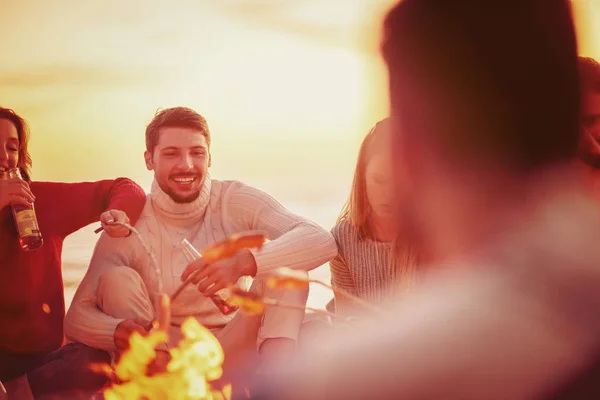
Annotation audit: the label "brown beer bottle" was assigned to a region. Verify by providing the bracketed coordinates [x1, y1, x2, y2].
[8, 168, 43, 251]
[180, 238, 238, 315]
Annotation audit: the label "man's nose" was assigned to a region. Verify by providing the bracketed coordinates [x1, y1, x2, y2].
[177, 154, 194, 169]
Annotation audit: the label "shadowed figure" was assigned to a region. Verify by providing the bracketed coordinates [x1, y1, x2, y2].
[249, 1, 600, 399]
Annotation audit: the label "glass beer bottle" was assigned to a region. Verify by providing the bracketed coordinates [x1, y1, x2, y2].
[7, 168, 43, 251]
[180, 238, 238, 315]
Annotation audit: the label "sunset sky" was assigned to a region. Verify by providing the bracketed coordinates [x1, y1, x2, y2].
[0, 0, 395, 211]
[1, 0, 599, 211]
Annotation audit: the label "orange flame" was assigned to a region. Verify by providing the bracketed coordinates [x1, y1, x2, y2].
[266, 267, 310, 290]
[94, 295, 230, 399]
[201, 231, 266, 263]
[228, 288, 266, 316]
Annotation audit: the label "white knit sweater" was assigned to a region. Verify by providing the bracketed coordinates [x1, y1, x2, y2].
[64, 176, 337, 351]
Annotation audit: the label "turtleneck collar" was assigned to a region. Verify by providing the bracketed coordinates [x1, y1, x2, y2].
[150, 174, 212, 223]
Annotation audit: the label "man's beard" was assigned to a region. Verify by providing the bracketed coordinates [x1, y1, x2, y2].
[157, 178, 203, 204]
[168, 189, 202, 204]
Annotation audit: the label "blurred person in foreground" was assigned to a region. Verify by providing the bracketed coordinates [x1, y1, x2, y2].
[250, 0, 600, 399]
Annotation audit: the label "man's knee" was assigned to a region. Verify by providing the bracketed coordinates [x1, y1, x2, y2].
[97, 267, 153, 320]
[98, 266, 143, 295]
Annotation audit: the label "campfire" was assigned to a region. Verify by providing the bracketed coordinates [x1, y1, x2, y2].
[94, 301, 230, 399]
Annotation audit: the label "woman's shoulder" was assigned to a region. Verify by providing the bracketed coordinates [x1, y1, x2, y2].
[331, 219, 367, 257]
[331, 218, 359, 241]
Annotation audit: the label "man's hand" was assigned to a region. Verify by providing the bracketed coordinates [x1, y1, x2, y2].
[147, 349, 171, 376]
[0, 177, 35, 210]
[101, 209, 131, 238]
[181, 249, 258, 296]
[114, 318, 150, 351]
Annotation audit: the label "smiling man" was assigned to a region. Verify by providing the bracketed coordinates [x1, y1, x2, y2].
[64, 107, 337, 381]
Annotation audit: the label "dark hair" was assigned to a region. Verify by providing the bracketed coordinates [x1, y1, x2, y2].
[579, 56, 600, 94]
[0, 107, 32, 181]
[382, 0, 580, 172]
[145, 107, 211, 153]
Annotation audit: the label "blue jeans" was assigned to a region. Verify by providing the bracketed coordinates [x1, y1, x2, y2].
[0, 343, 110, 399]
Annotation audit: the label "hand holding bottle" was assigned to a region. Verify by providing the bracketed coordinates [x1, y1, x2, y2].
[0, 175, 35, 209]
[4, 168, 43, 250]
[182, 249, 258, 296]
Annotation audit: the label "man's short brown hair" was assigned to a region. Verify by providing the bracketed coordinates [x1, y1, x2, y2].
[579, 56, 600, 93]
[145, 107, 211, 153]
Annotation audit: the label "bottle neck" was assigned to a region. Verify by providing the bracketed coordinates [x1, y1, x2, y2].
[8, 168, 22, 179]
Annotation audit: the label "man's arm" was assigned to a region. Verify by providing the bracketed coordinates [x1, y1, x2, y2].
[224, 181, 338, 276]
[64, 233, 139, 352]
[223, 182, 337, 361]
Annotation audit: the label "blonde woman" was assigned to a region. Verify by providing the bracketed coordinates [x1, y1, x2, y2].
[330, 118, 418, 316]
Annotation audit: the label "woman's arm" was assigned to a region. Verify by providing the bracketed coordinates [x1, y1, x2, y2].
[42, 178, 146, 237]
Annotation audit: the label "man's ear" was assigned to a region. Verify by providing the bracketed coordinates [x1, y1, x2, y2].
[144, 151, 154, 171]
[208, 152, 212, 168]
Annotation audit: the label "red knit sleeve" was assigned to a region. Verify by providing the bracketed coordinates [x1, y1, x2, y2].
[51, 178, 146, 237]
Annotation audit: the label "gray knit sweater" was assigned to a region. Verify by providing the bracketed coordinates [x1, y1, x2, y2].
[330, 219, 408, 315]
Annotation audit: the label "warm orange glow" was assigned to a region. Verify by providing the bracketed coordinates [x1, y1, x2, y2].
[1, 1, 398, 190]
[228, 288, 267, 316]
[94, 318, 228, 400]
[572, 0, 600, 60]
[41, 303, 51, 313]
[201, 232, 266, 264]
[266, 267, 311, 290]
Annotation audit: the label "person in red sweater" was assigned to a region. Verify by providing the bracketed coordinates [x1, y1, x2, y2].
[0, 107, 147, 399]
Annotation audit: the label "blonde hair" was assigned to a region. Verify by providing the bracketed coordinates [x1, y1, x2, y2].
[338, 117, 419, 286]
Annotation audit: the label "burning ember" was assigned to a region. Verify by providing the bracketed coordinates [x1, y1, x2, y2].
[93, 319, 230, 400]
[228, 288, 266, 316]
[266, 267, 310, 290]
[201, 232, 266, 263]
